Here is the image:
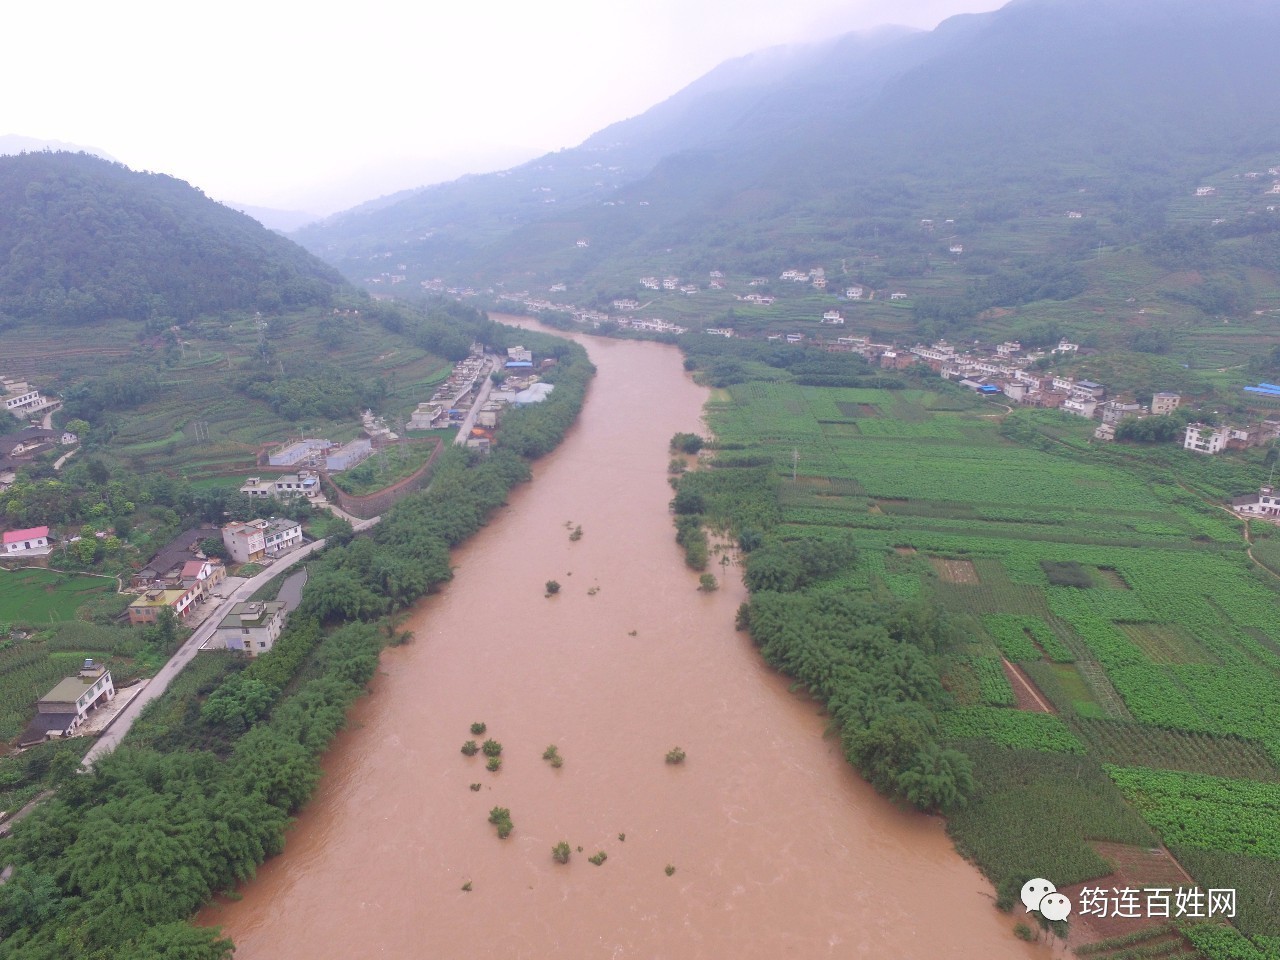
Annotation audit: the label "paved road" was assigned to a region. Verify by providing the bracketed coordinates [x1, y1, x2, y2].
[82, 517, 379, 768]
[454, 356, 497, 445]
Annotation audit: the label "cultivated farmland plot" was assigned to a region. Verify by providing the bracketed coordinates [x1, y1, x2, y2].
[712, 378, 1280, 946]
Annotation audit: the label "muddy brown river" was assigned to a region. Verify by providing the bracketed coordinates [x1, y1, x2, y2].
[200, 320, 1044, 958]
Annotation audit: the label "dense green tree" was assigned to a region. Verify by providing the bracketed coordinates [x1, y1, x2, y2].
[0, 151, 342, 323]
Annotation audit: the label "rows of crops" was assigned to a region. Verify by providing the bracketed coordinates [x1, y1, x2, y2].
[710, 377, 1280, 951]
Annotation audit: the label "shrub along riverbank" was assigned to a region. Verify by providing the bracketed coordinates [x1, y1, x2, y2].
[0, 324, 594, 960]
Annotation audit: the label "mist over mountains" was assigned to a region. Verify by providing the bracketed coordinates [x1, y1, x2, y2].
[294, 0, 1280, 312]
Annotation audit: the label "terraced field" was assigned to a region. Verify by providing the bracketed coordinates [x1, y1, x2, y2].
[8, 309, 451, 476]
[707, 379, 1280, 952]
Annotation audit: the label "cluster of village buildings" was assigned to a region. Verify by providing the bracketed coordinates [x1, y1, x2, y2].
[12, 508, 306, 747]
[1, 378, 74, 492]
[408, 345, 556, 453]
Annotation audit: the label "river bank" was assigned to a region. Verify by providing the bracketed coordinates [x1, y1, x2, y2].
[200, 322, 1042, 959]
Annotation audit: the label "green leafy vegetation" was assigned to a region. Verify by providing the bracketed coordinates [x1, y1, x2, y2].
[670, 356, 1280, 950]
[669, 433, 704, 454]
[552, 841, 571, 864]
[0, 151, 341, 324]
[488, 806, 514, 839]
[664, 747, 686, 764]
[0, 321, 594, 956]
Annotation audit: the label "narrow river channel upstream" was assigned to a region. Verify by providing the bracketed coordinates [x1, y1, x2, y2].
[200, 320, 1045, 959]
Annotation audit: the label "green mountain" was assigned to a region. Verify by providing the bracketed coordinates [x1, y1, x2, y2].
[296, 0, 1280, 363]
[0, 151, 345, 324]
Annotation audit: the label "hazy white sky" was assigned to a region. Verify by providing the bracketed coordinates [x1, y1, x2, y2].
[4, 0, 1002, 214]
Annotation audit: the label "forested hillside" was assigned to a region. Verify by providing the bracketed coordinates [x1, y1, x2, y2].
[296, 0, 1280, 364]
[0, 152, 344, 324]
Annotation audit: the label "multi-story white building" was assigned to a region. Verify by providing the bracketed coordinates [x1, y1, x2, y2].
[222, 520, 267, 563]
[1184, 423, 1228, 454]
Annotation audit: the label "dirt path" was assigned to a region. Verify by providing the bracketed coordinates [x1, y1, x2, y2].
[1001, 657, 1053, 713]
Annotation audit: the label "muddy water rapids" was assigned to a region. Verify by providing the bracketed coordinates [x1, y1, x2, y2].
[200, 321, 1044, 959]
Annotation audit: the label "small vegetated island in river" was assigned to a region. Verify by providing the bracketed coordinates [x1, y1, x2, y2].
[670, 334, 1280, 958]
[0, 316, 594, 960]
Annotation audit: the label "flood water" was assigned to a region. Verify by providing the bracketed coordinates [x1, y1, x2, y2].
[200, 320, 1043, 959]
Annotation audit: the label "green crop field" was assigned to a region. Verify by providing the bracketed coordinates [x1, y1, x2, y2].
[0, 569, 116, 623]
[702, 375, 1280, 947]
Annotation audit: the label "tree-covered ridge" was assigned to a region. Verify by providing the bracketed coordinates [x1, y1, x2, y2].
[0, 151, 345, 324]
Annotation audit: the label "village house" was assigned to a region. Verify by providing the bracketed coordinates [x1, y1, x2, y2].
[845, 286, 864, 299]
[268, 438, 332, 468]
[325, 438, 373, 472]
[1232, 485, 1280, 520]
[0, 427, 59, 461]
[1151, 392, 1181, 415]
[996, 340, 1022, 356]
[1073, 380, 1106, 401]
[2, 380, 55, 416]
[821, 310, 844, 325]
[1003, 381, 1028, 403]
[1094, 422, 1116, 442]
[1226, 425, 1263, 451]
[705, 328, 734, 338]
[3, 525, 53, 557]
[1184, 423, 1228, 454]
[1195, 186, 1217, 196]
[18, 659, 115, 746]
[181, 557, 226, 601]
[222, 519, 267, 564]
[215, 600, 288, 656]
[912, 341, 957, 363]
[1063, 397, 1098, 419]
[131, 528, 216, 590]
[128, 587, 199, 625]
[262, 518, 303, 556]
[1054, 339, 1079, 353]
[889, 292, 908, 301]
[241, 472, 320, 499]
[1101, 401, 1143, 425]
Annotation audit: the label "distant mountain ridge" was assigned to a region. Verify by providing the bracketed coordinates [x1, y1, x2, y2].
[0, 135, 117, 163]
[0, 152, 347, 324]
[294, 0, 1280, 318]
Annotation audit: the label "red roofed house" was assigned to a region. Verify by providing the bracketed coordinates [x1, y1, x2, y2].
[4, 526, 52, 556]
[181, 557, 225, 602]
